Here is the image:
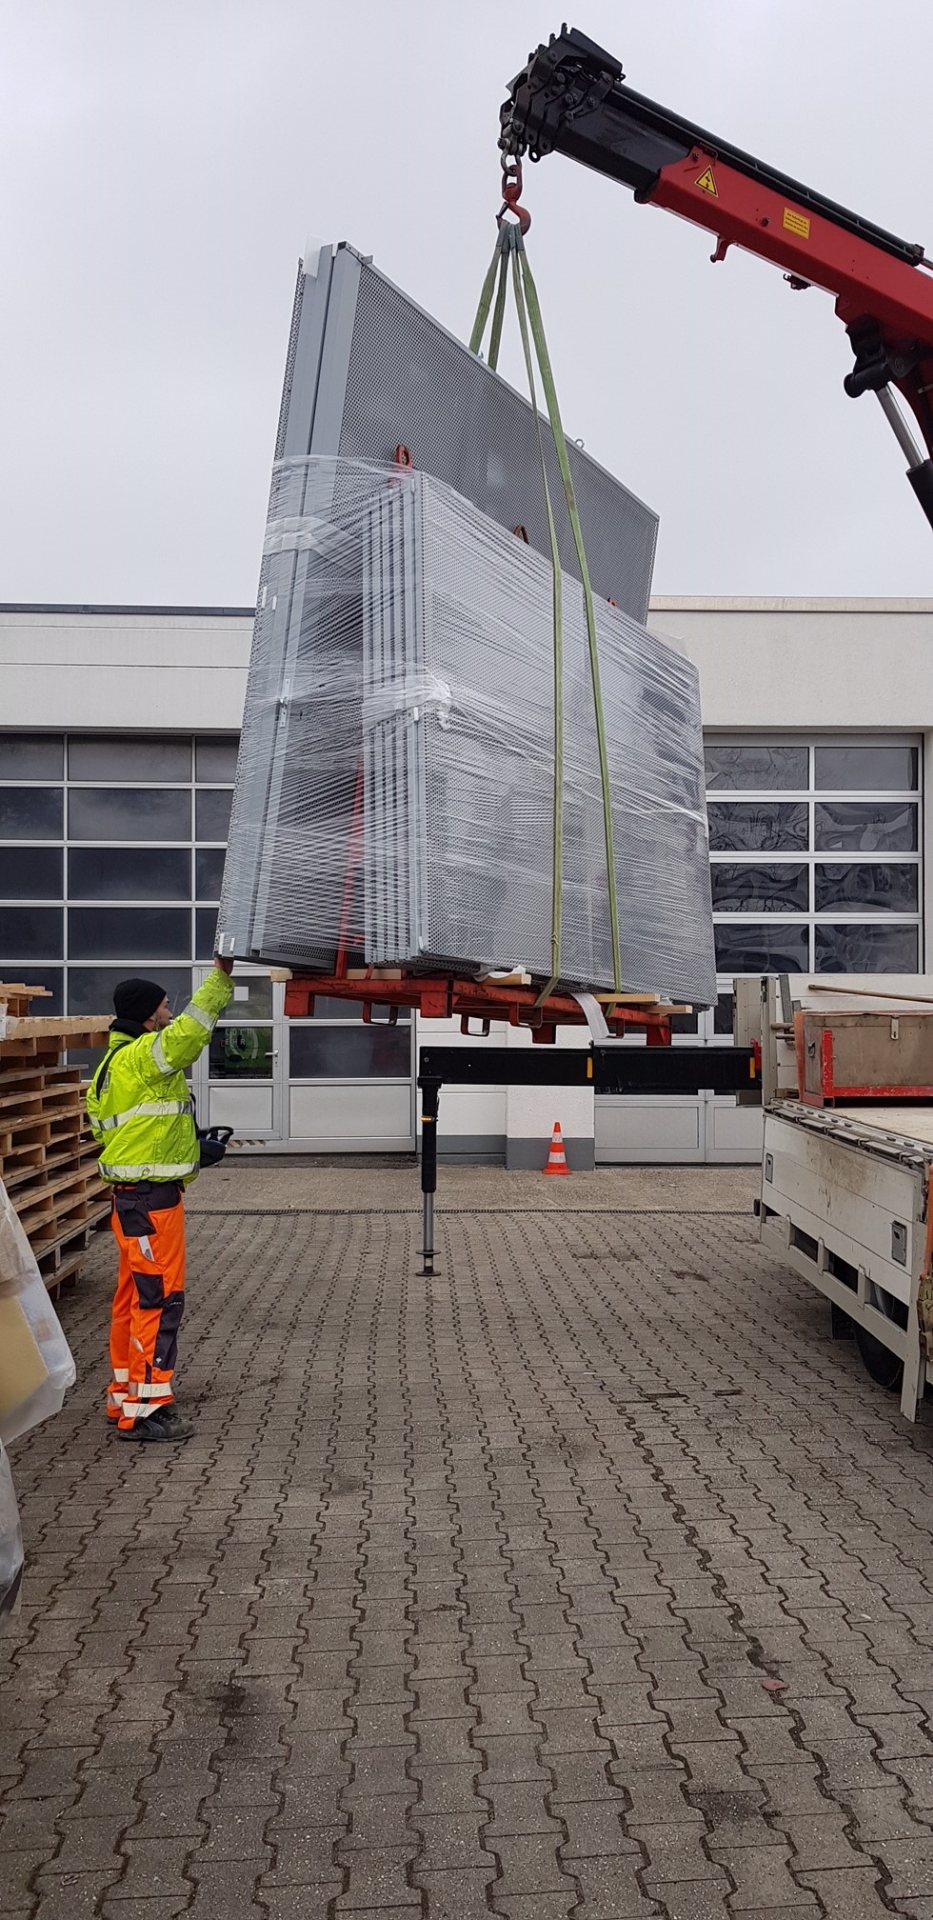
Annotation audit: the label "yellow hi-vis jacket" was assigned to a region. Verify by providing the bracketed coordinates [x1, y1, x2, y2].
[86, 970, 234, 1185]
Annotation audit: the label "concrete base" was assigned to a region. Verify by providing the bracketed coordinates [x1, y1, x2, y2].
[438, 1134, 506, 1164]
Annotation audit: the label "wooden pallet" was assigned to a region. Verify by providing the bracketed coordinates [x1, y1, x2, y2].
[35, 1211, 110, 1293]
[0, 982, 53, 1017]
[0, 999, 110, 1291]
[3, 1136, 101, 1196]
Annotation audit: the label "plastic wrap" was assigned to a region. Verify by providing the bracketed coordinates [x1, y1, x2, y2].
[0, 1439, 24, 1621]
[218, 458, 716, 1005]
[0, 1181, 76, 1444]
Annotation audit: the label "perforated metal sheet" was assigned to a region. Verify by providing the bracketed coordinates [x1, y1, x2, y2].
[218, 461, 715, 1007]
[278, 242, 659, 622]
[219, 246, 684, 985]
[362, 474, 714, 1000]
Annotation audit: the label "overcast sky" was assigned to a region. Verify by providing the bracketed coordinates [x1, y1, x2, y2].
[2, 0, 931, 604]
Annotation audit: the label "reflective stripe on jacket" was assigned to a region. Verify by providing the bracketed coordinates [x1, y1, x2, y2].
[86, 970, 234, 1185]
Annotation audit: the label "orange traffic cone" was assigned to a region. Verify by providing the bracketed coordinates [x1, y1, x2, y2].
[543, 1121, 571, 1176]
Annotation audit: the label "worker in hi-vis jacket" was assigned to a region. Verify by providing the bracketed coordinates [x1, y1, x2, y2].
[86, 955, 234, 1442]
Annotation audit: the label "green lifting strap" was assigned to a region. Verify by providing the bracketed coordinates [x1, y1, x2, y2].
[468, 230, 509, 369]
[508, 240, 564, 1000]
[469, 224, 622, 999]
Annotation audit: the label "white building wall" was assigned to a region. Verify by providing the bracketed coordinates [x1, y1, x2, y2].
[5, 599, 931, 733]
[4, 599, 933, 1163]
[0, 608, 252, 732]
[650, 598, 933, 730]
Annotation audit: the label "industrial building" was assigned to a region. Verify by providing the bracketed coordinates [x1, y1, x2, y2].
[1, 596, 928, 1165]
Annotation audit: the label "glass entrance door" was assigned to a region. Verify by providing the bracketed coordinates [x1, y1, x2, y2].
[192, 965, 283, 1145]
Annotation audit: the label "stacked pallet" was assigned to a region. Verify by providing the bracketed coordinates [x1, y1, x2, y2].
[0, 983, 111, 1291]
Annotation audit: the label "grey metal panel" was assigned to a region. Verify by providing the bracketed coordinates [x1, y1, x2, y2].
[308, 249, 363, 459]
[278, 248, 338, 460]
[220, 463, 715, 1003]
[218, 243, 713, 995]
[277, 241, 658, 623]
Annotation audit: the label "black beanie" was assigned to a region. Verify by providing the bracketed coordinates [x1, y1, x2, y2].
[113, 978, 167, 1025]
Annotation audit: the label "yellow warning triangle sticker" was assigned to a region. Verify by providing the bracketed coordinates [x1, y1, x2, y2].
[694, 166, 718, 196]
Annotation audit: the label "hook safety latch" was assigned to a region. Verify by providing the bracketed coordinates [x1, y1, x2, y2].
[498, 159, 531, 234]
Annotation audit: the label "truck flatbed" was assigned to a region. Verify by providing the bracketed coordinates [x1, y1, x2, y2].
[760, 1099, 931, 1420]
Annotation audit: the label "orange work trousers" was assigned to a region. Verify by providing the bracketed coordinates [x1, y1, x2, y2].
[106, 1182, 186, 1429]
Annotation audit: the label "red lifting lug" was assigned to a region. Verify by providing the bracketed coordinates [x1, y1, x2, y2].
[498, 159, 531, 234]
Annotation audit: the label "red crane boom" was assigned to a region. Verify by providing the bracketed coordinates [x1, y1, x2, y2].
[500, 27, 933, 532]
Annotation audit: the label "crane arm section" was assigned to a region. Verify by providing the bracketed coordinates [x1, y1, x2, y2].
[500, 27, 933, 530]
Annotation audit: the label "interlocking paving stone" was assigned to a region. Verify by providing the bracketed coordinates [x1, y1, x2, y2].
[6, 1191, 933, 1918]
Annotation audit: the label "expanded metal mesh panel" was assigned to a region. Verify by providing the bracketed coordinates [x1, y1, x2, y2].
[336, 259, 658, 622]
[218, 461, 716, 1007]
[279, 244, 658, 623]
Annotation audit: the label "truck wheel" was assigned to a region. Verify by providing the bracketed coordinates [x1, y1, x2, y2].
[854, 1286, 907, 1392]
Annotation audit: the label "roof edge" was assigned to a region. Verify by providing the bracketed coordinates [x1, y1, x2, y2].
[0, 604, 256, 617]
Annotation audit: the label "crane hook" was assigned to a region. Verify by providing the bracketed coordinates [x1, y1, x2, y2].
[498, 158, 531, 234]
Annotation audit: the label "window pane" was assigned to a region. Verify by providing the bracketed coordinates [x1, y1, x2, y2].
[289, 1025, 412, 1078]
[0, 908, 63, 960]
[711, 863, 808, 912]
[714, 922, 808, 974]
[220, 976, 273, 1020]
[815, 924, 920, 972]
[815, 801, 918, 853]
[0, 787, 63, 840]
[1, 966, 63, 1015]
[707, 800, 809, 854]
[195, 907, 218, 958]
[195, 849, 225, 898]
[68, 735, 191, 782]
[668, 1008, 699, 1035]
[68, 966, 192, 1017]
[714, 992, 734, 1036]
[0, 735, 64, 778]
[0, 846, 63, 899]
[69, 907, 192, 961]
[196, 738, 239, 782]
[196, 789, 232, 840]
[815, 744, 918, 791]
[69, 787, 191, 841]
[705, 745, 808, 791]
[69, 847, 191, 901]
[814, 863, 919, 913]
[209, 1025, 274, 1079]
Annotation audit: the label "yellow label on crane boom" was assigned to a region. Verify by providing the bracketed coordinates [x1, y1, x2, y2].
[694, 167, 718, 196]
[783, 207, 811, 239]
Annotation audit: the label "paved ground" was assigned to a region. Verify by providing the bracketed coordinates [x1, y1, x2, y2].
[4, 1166, 933, 1919]
[184, 1162, 761, 1217]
